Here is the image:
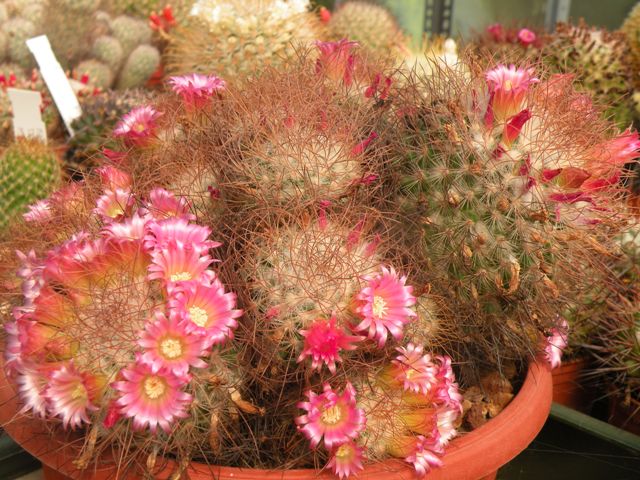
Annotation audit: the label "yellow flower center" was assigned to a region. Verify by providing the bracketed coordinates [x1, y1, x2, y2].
[71, 383, 87, 400]
[372, 295, 388, 318]
[144, 376, 166, 399]
[170, 271, 192, 282]
[133, 122, 146, 133]
[160, 338, 183, 359]
[504, 79, 513, 91]
[321, 404, 343, 425]
[336, 443, 351, 459]
[107, 204, 125, 218]
[189, 306, 209, 328]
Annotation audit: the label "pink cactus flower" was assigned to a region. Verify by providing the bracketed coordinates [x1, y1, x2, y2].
[15, 364, 49, 417]
[485, 65, 539, 122]
[112, 359, 192, 433]
[45, 363, 100, 430]
[405, 434, 444, 477]
[102, 212, 150, 242]
[298, 315, 363, 374]
[434, 356, 463, 412]
[144, 188, 196, 221]
[517, 28, 536, 46]
[138, 311, 209, 376]
[586, 130, 640, 178]
[144, 217, 220, 254]
[113, 105, 161, 144]
[94, 188, 134, 222]
[15, 250, 44, 306]
[354, 266, 417, 347]
[96, 165, 132, 190]
[296, 382, 366, 450]
[545, 317, 568, 369]
[169, 73, 226, 108]
[23, 200, 52, 223]
[168, 277, 241, 347]
[392, 343, 439, 395]
[502, 108, 531, 145]
[147, 246, 214, 290]
[315, 39, 359, 87]
[486, 23, 505, 42]
[326, 441, 365, 479]
[435, 406, 458, 446]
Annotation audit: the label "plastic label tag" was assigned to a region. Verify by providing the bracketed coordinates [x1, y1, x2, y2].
[7, 88, 47, 142]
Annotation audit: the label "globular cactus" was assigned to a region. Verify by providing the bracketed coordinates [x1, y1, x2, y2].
[91, 36, 124, 71]
[327, 1, 407, 57]
[116, 44, 160, 89]
[4, 18, 36, 69]
[0, 139, 61, 228]
[0, 31, 8, 63]
[543, 22, 636, 129]
[75, 59, 114, 89]
[622, 2, 640, 84]
[110, 15, 153, 57]
[57, 0, 101, 13]
[166, 0, 322, 79]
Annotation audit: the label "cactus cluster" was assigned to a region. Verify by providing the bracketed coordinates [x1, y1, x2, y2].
[0, 138, 61, 228]
[165, 0, 322, 79]
[543, 22, 636, 129]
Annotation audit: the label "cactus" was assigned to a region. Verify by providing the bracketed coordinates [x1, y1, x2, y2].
[5, 18, 36, 69]
[0, 139, 61, 228]
[116, 44, 160, 89]
[67, 90, 150, 177]
[327, 1, 407, 57]
[91, 36, 124, 71]
[0, 31, 8, 63]
[543, 22, 636, 129]
[110, 15, 153, 57]
[75, 59, 114, 89]
[0, 4, 8, 24]
[166, 0, 322, 79]
[57, 0, 101, 13]
[623, 2, 640, 84]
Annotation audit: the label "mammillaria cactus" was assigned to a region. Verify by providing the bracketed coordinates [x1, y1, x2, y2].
[0, 139, 61, 229]
[165, 0, 322, 79]
[392, 59, 639, 366]
[4, 18, 36, 69]
[91, 35, 124, 71]
[110, 14, 153, 57]
[326, 1, 407, 58]
[116, 44, 160, 89]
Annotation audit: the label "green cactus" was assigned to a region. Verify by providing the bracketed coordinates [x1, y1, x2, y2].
[0, 139, 61, 228]
[328, 1, 407, 56]
[92, 36, 124, 71]
[110, 15, 152, 57]
[623, 2, 640, 84]
[543, 22, 636, 129]
[75, 59, 114, 89]
[116, 45, 160, 89]
[5, 18, 36, 70]
[166, 0, 322, 79]
[58, 0, 101, 13]
[0, 31, 8, 63]
[67, 89, 150, 177]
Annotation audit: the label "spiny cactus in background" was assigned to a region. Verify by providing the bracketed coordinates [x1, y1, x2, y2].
[327, 1, 407, 58]
[402, 37, 460, 78]
[623, 2, 640, 83]
[393, 59, 639, 366]
[116, 44, 160, 89]
[4, 18, 36, 69]
[92, 36, 124, 71]
[0, 139, 61, 228]
[110, 15, 153, 57]
[66, 90, 150, 177]
[108, 0, 193, 22]
[166, 0, 322, 79]
[543, 22, 636, 129]
[75, 59, 114, 89]
[471, 24, 542, 63]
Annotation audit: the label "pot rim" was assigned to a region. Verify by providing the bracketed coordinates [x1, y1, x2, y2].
[0, 359, 552, 480]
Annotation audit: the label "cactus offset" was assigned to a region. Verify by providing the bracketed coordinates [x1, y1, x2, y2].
[75, 59, 114, 89]
[0, 139, 61, 228]
[92, 36, 125, 71]
[110, 15, 153, 57]
[116, 45, 160, 89]
[5, 18, 36, 69]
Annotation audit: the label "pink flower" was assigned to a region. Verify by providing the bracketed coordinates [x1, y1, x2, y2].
[298, 315, 363, 374]
[15, 250, 44, 306]
[326, 441, 365, 479]
[168, 277, 241, 347]
[102, 212, 149, 242]
[315, 39, 359, 87]
[517, 28, 536, 46]
[545, 317, 568, 369]
[94, 188, 134, 222]
[392, 343, 438, 395]
[486, 23, 505, 42]
[405, 434, 444, 477]
[96, 165, 132, 190]
[502, 109, 531, 145]
[113, 106, 161, 145]
[296, 382, 366, 450]
[112, 359, 192, 433]
[144, 188, 195, 221]
[485, 65, 539, 122]
[433, 356, 463, 412]
[147, 246, 214, 290]
[45, 363, 100, 430]
[23, 200, 52, 223]
[144, 217, 220, 254]
[138, 311, 208, 376]
[15, 364, 49, 417]
[354, 266, 417, 347]
[435, 406, 458, 446]
[586, 130, 640, 178]
[169, 73, 226, 108]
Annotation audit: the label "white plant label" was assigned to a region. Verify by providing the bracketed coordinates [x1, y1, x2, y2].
[7, 88, 47, 142]
[26, 35, 82, 136]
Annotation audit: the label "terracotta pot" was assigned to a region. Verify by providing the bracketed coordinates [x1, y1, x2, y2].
[608, 392, 640, 435]
[551, 356, 595, 413]
[1, 361, 552, 480]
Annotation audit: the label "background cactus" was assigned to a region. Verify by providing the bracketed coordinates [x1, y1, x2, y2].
[116, 44, 160, 89]
[0, 139, 61, 228]
[4, 18, 36, 69]
[75, 59, 114, 89]
[110, 15, 153, 57]
[91, 35, 124, 71]
[165, 0, 322, 79]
